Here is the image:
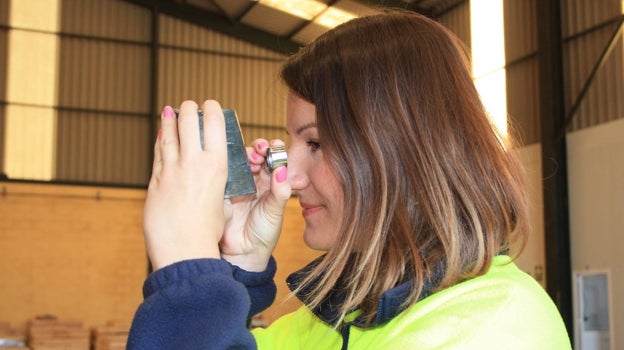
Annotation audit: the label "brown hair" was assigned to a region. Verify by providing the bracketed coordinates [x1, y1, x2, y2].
[280, 9, 528, 326]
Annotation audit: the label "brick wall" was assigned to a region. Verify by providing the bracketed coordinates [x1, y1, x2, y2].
[0, 182, 147, 332]
[0, 181, 320, 331]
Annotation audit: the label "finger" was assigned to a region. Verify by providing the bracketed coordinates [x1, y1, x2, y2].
[251, 139, 270, 154]
[223, 198, 233, 222]
[265, 165, 292, 216]
[151, 129, 163, 177]
[201, 100, 228, 184]
[201, 100, 226, 153]
[159, 106, 180, 166]
[177, 100, 201, 157]
[246, 139, 269, 173]
[269, 139, 286, 149]
[247, 147, 266, 167]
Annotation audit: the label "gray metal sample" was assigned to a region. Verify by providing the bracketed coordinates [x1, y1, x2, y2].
[176, 108, 257, 198]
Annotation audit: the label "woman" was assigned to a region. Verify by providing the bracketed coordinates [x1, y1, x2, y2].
[128, 10, 571, 349]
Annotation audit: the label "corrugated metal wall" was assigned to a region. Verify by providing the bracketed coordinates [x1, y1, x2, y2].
[439, 0, 624, 145]
[561, 0, 624, 131]
[440, 0, 542, 145]
[504, 0, 540, 145]
[54, 0, 151, 185]
[0, 0, 9, 176]
[55, 37, 152, 184]
[437, 1, 540, 145]
[53, 0, 289, 185]
[436, 1, 471, 49]
[4, 0, 624, 184]
[157, 14, 287, 148]
[2, 1, 61, 180]
[10, 0, 288, 186]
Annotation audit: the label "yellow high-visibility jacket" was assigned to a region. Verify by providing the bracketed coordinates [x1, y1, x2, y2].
[129, 255, 571, 349]
[254, 255, 571, 349]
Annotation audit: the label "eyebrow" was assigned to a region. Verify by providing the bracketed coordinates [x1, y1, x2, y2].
[287, 122, 317, 136]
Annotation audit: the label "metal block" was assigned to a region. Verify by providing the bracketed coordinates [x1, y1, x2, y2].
[177, 108, 257, 198]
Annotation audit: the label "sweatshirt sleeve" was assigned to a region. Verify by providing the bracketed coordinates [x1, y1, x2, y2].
[127, 258, 257, 350]
[230, 256, 278, 318]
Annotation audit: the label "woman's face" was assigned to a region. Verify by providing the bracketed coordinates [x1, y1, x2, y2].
[286, 93, 343, 250]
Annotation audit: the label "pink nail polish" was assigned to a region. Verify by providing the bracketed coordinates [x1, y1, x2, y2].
[276, 166, 287, 183]
[163, 106, 174, 118]
[251, 151, 263, 161]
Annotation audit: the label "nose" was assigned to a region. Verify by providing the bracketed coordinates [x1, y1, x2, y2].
[284, 148, 309, 193]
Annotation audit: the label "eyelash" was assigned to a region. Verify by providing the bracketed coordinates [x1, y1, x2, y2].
[307, 140, 321, 151]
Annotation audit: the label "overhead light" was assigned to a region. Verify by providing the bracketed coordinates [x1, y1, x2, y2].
[258, 0, 327, 20]
[314, 7, 357, 28]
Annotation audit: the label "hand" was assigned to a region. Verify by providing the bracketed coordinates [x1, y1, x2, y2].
[143, 100, 228, 271]
[220, 139, 291, 272]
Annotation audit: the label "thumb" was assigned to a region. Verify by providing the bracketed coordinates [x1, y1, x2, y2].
[263, 166, 291, 220]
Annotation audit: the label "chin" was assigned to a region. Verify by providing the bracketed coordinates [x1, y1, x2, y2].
[303, 229, 333, 251]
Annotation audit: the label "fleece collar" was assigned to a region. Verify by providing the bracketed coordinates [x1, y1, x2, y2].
[286, 255, 444, 328]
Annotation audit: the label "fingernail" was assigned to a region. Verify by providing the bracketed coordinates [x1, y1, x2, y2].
[251, 151, 263, 161]
[276, 166, 287, 183]
[163, 106, 174, 118]
[258, 141, 269, 150]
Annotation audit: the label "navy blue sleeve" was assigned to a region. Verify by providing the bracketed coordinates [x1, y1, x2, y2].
[230, 256, 278, 318]
[127, 258, 257, 350]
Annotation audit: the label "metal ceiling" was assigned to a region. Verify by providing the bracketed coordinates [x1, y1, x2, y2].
[124, 0, 466, 54]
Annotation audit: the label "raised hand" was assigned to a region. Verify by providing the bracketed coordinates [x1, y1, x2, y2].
[143, 100, 228, 271]
[220, 139, 292, 272]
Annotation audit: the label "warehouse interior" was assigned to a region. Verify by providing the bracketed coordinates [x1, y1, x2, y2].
[0, 0, 622, 349]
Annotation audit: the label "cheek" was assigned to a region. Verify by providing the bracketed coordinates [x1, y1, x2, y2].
[322, 172, 344, 233]
[315, 164, 344, 209]
[305, 167, 344, 250]
[326, 187, 344, 218]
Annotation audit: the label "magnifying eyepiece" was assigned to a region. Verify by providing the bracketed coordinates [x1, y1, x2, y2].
[266, 145, 287, 172]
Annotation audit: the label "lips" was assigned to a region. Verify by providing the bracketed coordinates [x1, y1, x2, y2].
[300, 202, 324, 217]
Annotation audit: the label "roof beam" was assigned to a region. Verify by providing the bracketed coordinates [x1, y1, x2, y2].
[123, 0, 302, 55]
[352, 0, 432, 16]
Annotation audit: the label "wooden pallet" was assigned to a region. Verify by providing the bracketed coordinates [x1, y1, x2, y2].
[0, 321, 28, 349]
[27, 317, 89, 350]
[91, 322, 129, 350]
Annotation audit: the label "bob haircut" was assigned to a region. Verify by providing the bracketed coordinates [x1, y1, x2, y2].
[280, 9, 528, 326]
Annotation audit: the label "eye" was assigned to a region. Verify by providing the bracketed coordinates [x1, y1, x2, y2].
[306, 140, 321, 152]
